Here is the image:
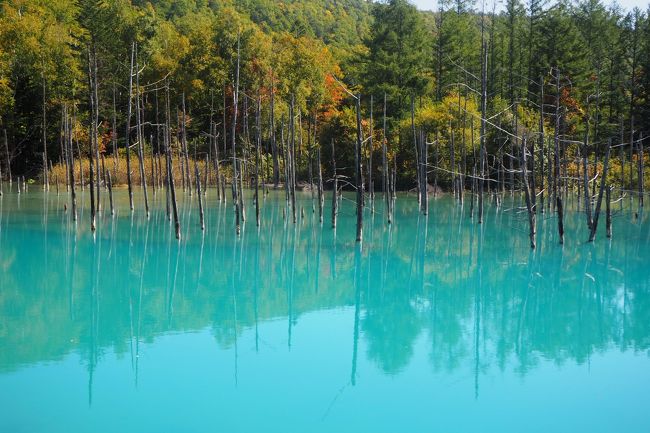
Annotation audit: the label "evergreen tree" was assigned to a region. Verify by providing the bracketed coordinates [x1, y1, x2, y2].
[363, 0, 432, 114]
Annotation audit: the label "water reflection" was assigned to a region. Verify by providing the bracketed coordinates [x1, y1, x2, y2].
[0, 188, 649, 393]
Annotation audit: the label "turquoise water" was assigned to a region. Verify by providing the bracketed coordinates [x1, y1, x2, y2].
[1, 185, 649, 433]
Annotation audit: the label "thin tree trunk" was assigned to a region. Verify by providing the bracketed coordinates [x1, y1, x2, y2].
[255, 94, 261, 227]
[125, 43, 135, 211]
[554, 68, 564, 244]
[422, 130, 428, 215]
[167, 130, 180, 239]
[166, 85, 181, 239]
[113, 85, 118, 174]
[521, 137, 536, 249]
[355, 94, 363, 243]
[182, 93, 192, 195]
[368, 95, 374, 202]
[331, 138, 338, 229]
[382, 93, 391, 224]
[434, 134, 439, 199]
[606, 185, 612, 238]
[67, 107, 77, 221]
[42, 71, 49, 191]
[539, 76, 545, 212]
[478, 41, 488, 224]
[289, 97, 297, 224]
[317, 145, 324, 222]
[589, 140, 611, 242]
[232, 33, 241, 235]
[638, 132, 644, 208]
[212, 122, 222, 202]
[3, 129, 10, 184]
[194, 158, 204, 231]
[93, 46, 100, 213]
[87, 49, 96, 232]
[61, 111, 69, 191]
[450, 128, 456, 198]
[136, 49, 150, 218]
[582, 117, 593, 231]
[107, 170, 114, 217]
[411, 96, 420, 208]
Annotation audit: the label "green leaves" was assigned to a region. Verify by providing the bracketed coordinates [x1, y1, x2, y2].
[363, 0, 432, 112]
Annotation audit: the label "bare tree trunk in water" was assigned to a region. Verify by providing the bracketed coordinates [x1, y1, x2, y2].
[554, 68, 564, 244]
[589, 140, 611, 242]
[255, 95, 261, 227]
[521, 137, 536, 249]
[355, 95, 364, 243]
[331, 138, 338, 229]
[136, 45, 150, 218]
[67, 107, 77, 221]
[107, 169, 114, 217]
[194, 158, 204, 231]
[125, 43, 135, 211]
[87, 48, 96, 232]
[232, 33, 241, 235]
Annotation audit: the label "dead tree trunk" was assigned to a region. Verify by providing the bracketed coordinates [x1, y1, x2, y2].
[87, 49, 96, 232]
[554, 68, 564, 244]
[355, 94, 364, 243]
[368, 95, 374, 203]
[3, 129, 10, 185]
[308, 116, 315, 213]
[450, 128, 456, 198]
[331, 138, 338, 229]
[539, 76, 545, 212]
[638, 132, 644, 208]
[67, 107, 77, 221]
[255, 95, 261, 227]
[582, 119, 593, 231]
[411, 96, 421, 209]
[270, 71, 279, 187]
[434, 134, 439, 199]
[289, 96, 297, 224]
[112, 85, 118, 174]
[125, 43, 135, 211]
[232, 33, 241, 235]
[182, 93, 192, 196]
[382, 93, 391, 224]
[606, 185, 612, 238]
[194, 158, 204, 231]
[521, 137, 536, 249]
[589, 140, 611, 242]
[42, 70, 48, 191]
[478, 41, 488, 224]
[167, 130, 181, 239]
[136, 48, 150, 218]
[107, 170, 114, 217]
[421, 130, 428, 215]
[212, 122, 222, 202]
[93, 50, 101, 212]
[74, 119, 84, 191]
[317, 145, 324, 222]
[166, 86, 181, 240]
[61, 111, 69, 192]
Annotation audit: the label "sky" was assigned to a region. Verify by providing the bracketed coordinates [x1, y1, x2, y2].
[410, 0, 649, 12]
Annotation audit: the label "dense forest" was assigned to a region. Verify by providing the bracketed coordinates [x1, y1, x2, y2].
[0, 0, 648, 196]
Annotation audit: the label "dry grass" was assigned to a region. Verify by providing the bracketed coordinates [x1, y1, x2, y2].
[48, 154, 233, 188]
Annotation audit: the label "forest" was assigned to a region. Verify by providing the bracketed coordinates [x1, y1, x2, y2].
[0, 0, 649, 233]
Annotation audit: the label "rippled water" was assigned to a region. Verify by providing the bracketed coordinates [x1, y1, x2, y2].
[1, 185, 649, 432]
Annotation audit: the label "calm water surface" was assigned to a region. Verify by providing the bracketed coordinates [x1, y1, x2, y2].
[1, 185, 649, 432]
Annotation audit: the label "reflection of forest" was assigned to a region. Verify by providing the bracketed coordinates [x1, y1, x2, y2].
[1, 191, 649, 378]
